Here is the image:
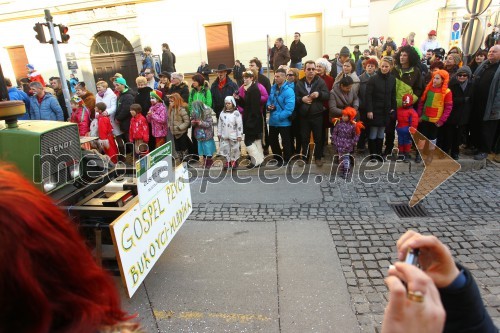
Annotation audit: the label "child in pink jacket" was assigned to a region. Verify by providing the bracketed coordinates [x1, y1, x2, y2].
[146, 90, 168, 149]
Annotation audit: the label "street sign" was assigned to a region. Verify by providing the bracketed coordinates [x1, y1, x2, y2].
[110, 165, 192, 298]
[66, 53, 78, 70]
[135, 141, 173, 207]
[451, 22, 462, 44]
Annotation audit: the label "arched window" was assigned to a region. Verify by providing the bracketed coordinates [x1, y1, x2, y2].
[90, 31, 134, 55]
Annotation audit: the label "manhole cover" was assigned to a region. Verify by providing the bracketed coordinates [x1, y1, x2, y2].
[390, 203, 429, 218]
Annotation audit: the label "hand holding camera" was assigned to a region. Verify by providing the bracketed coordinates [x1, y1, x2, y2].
[383, 263, 445, 333]
[396, 230, 460, 288]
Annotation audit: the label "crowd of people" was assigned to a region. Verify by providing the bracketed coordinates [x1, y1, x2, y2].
[6, 31, 500, 173]
[2, 30, 500, 332]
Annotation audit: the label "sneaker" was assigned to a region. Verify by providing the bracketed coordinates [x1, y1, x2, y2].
[494, 154, 500, 163]
[415, 154, 422, 163]
[315, 159, 323, 167]
[451, 153, 459, 160]
[473, 152, 488, 160]
[231, 161, 237, 168]
[223, 161, 229, 170]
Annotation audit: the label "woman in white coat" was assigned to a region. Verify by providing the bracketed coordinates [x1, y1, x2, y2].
[96, 80, 124, 159]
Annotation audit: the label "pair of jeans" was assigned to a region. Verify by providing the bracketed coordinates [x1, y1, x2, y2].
[369, 126, 385, 140]
[290, 62, 303, 69]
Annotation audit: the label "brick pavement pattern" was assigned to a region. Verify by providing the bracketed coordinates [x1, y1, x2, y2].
[188, 163, 500, 331]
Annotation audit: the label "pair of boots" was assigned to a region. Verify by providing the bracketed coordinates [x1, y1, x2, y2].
[204, 157, 213, 169]
[246, 139, 264, 167]
[340, 154, 352, 178]
[368, 139, 383, 161]
[223, 160, 237, 170]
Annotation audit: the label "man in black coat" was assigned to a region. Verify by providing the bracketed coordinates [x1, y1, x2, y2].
[210, 64, 239, 119]
[289, 32, 307, 70]
[233, 60, 246, 86]
[197, 61, 211, 82]
[49, 77, 69, 120]
[114, 77, 135, 144]
[160, 43, 175, 73]
[295, 60, 330, 166]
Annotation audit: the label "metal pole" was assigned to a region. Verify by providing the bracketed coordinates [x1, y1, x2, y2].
[266, 34, 270, 78]
[45, 9, 72, 118]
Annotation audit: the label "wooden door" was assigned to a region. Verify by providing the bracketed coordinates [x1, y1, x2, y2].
[205, 24, 235, 68]
[91, 54, 138, 89]
[7, 46, 29, 85]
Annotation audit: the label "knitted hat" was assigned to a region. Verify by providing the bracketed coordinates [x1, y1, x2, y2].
[456, 66, 472, 77]
[71, 96, 84, 106]
[171, 72, 184, 81]
[114, 77, 128, 88]
[402, 93, 414, 108]
[191, 73, 205, 86]
[150, 90, 163, 101]
[159, 71, 171, 80]
[339, 46, 350, 57]
[428, 30, 437, 36]
[26, 64, 35, 71]
[224, 95, 236, 107]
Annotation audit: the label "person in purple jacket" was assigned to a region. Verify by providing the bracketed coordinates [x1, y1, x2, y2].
[331, 107, 364, 178]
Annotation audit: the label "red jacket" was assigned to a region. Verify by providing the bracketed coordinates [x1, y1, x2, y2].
[70, 106, 90, 136]
[129, 113, 149, 142]
[396, 107, 419, 129]
[98, 116, 119, 163]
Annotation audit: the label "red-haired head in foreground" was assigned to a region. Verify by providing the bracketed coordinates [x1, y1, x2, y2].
[0, 165, 139, 333]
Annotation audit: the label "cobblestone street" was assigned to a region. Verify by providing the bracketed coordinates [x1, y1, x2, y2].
[188, 163, 500, 332]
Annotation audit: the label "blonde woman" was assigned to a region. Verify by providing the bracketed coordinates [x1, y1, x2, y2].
[364, 56, 397, 160]
[168, 93, 191, 162]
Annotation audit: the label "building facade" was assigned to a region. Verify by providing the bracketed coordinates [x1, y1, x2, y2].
[0, 0, 373, 92]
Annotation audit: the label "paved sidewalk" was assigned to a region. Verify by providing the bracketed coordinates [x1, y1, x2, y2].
[120, 220, 359, 333]
[118, 162, 500, 332]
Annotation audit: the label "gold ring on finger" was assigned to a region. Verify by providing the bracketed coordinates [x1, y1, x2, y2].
[407, 290, 425, 303]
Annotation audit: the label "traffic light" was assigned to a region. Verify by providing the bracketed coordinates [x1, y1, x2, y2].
[58, 24, 70, 43]
[33, 23, 46, 44]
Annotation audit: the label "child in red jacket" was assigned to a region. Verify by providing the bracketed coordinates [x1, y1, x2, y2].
[70, 96, 90, 136]
[129, 103, 149, 158]
[95, 102, 119, 163]
[396, 94, 419, 162]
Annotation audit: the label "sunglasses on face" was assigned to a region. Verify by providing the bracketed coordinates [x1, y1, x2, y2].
[457, 74, 469, 77]
[305, 67, 315, 71]
[286, 74, 295, 76]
